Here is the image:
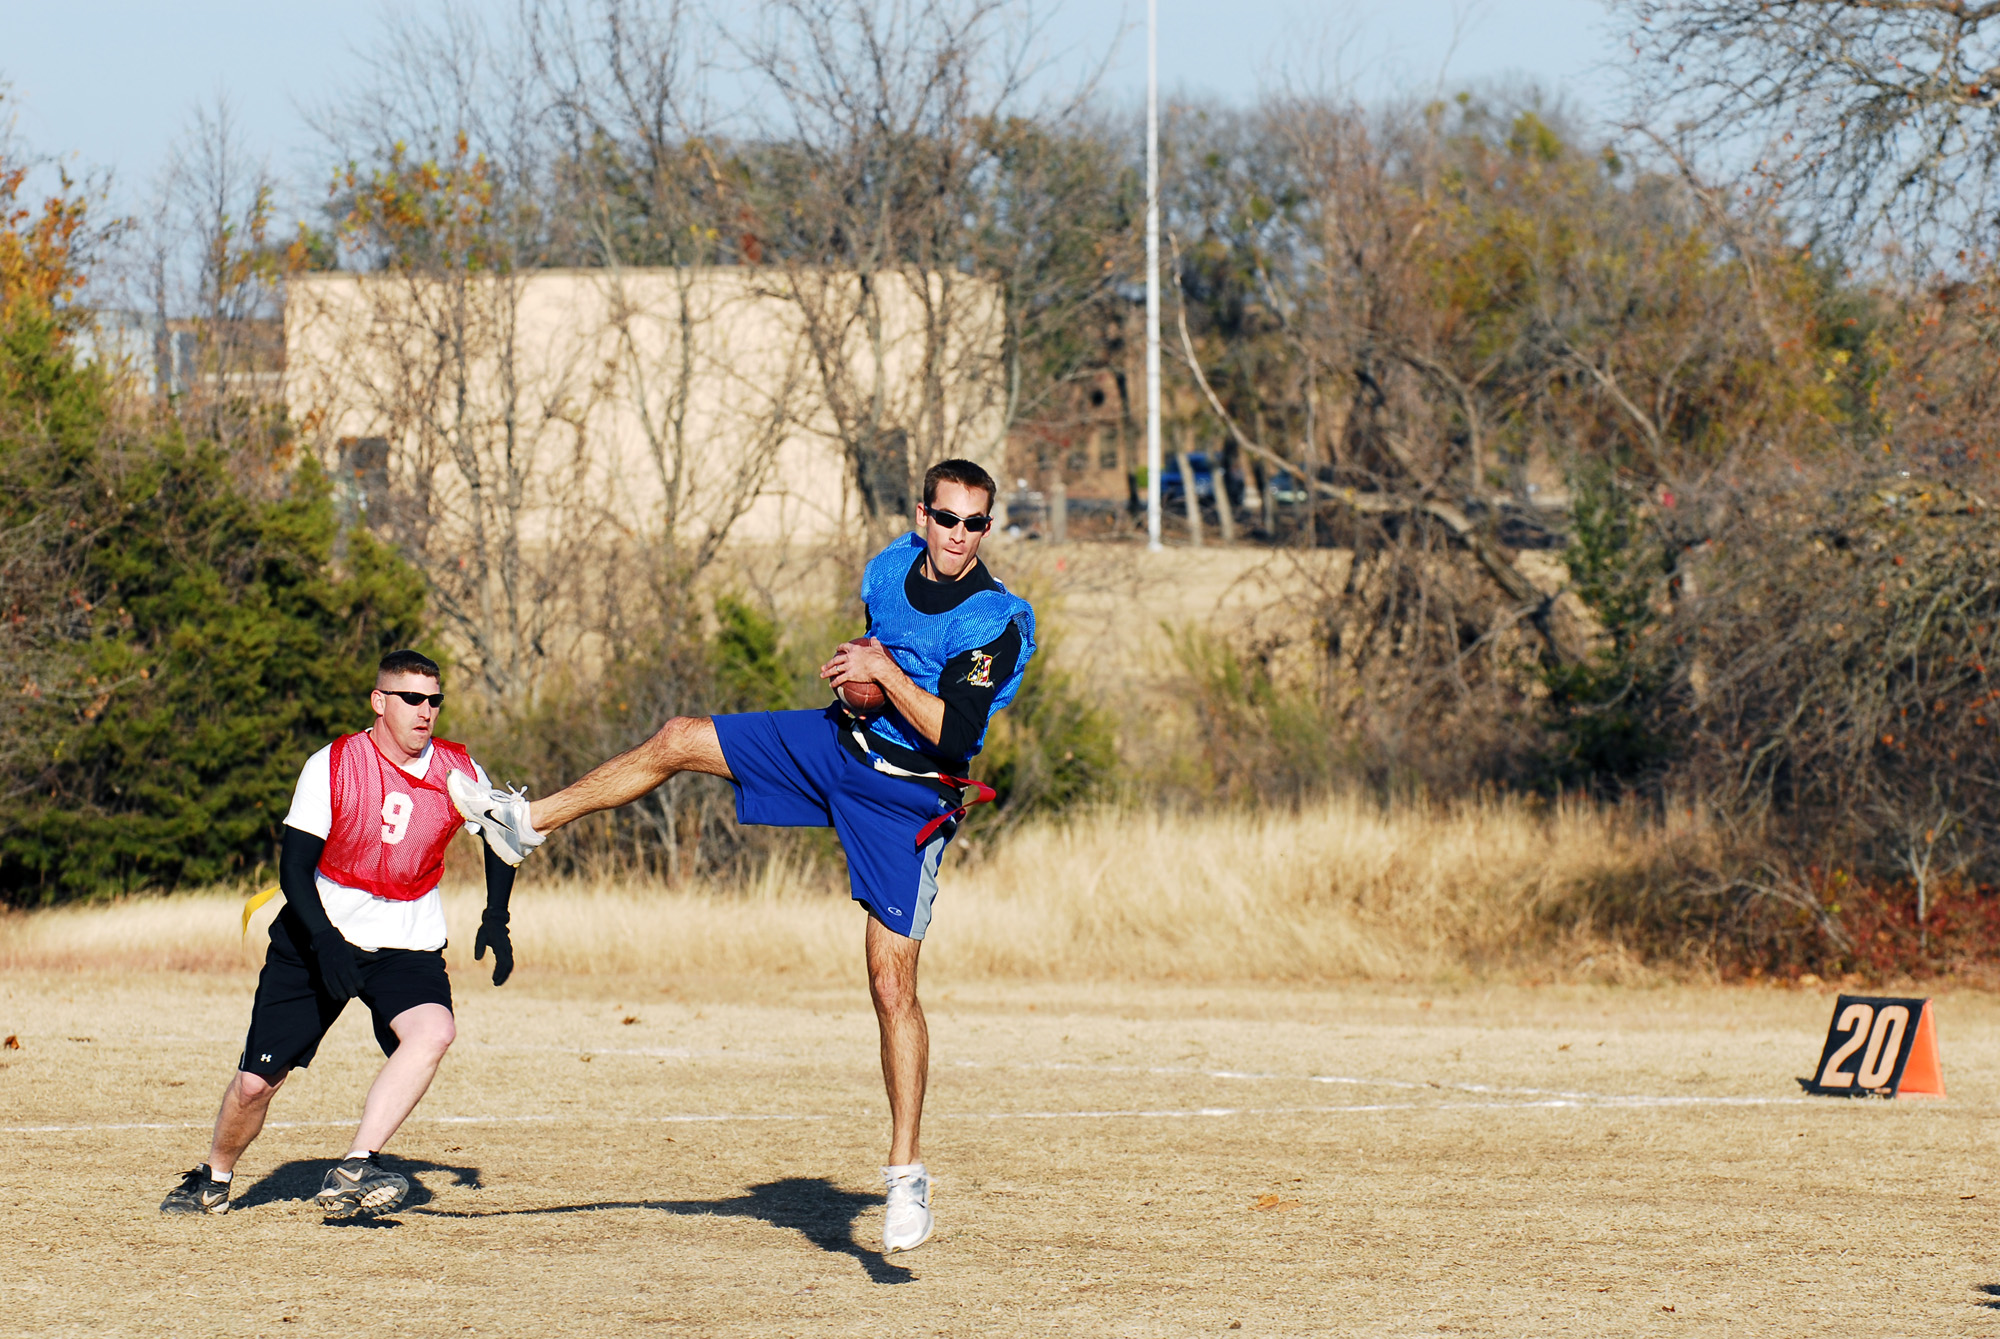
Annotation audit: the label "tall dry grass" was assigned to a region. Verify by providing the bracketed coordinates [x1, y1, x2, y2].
[0, 795, 1676, 984]
[946, 795, 1663, 981]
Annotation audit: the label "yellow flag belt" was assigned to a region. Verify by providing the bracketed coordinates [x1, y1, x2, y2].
[241, 884, 281, 936]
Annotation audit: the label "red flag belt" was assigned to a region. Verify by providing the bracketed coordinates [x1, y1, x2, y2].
[913, 775, 997, 849]
[845, 719, 995, 849]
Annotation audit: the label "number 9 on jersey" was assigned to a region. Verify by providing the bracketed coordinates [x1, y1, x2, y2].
[380, 791, 415, 845]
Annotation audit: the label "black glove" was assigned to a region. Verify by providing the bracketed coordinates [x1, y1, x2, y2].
[309, 929, 361, 1002]
[474, 917, 513, 987]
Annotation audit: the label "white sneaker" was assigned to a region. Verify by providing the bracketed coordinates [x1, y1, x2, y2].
[447, 770, 545, 867]
[882, 1164, 934, 1253]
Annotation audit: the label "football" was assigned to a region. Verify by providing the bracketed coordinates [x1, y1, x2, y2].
[835, 641, 888, 715]
[838, 678, 887, 714]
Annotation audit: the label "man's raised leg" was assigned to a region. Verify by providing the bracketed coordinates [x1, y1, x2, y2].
[529, 716, 732, 835]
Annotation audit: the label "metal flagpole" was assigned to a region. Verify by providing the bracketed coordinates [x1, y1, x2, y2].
[1145, 0, 1162, 552]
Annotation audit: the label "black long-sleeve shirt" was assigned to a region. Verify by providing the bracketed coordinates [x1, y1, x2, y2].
[278, 827, 515, 944]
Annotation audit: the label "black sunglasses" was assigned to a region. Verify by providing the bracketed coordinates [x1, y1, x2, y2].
[925, 506, 993, 533]
[379, 689, 444, 708]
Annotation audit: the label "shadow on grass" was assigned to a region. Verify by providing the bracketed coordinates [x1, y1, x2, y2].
[233, 1153, 483, 1223]
[414, 1177, 914, 1284]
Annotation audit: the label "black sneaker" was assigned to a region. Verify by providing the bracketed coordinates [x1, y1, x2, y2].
[314, 1154, 409, 1217]
[160, 1164, 230, 1215]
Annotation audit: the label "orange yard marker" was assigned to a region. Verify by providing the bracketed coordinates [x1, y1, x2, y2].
[1895, 1001, 1946, 1099]
[1799, 995, 1946, 1099]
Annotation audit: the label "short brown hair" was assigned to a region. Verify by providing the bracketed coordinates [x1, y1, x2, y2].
[377, 649, 441, 684]
[922, 458, 998, 512]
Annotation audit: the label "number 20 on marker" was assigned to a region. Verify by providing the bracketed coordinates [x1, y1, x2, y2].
[1816, 1002, 1907, 1090]
[1799, 994, 1945, 1100]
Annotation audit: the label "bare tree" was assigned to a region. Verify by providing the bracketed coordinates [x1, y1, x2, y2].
[1146, 86, 1846, 783]
[301, 11, 603, 702]
[532, 0, 805, 578]
[1614, 0, 2000, 264]
[739, 0, 1050, 535]
[176, 101, 284, 426]
[124, 97, 286, 451]
[300, 3, 812, 718]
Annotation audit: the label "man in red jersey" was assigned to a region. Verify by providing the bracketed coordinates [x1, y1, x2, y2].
[159, 650, 517, 1219]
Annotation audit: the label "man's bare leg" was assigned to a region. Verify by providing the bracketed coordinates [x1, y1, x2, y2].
[529, 716, 732, 834]
[205, 1070, 287, 1175]
[867, 915, 928, 1166]
[350, 1004, 456, 1154]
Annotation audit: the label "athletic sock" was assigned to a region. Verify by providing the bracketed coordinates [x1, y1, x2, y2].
[209, 1168, 233, 1184]
[344, 1149, 372, 1162]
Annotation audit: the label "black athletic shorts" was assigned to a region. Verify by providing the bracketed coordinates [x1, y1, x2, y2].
[238, 909, 453, 1081]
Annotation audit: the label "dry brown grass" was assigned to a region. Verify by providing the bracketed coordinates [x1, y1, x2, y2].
[941, 793, 1664, 981]
[12, 972, 2000, 1335]
[0, 794, 1670, 983]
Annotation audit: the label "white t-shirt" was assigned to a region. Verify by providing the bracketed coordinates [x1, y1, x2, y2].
[282, 739, 489, 952]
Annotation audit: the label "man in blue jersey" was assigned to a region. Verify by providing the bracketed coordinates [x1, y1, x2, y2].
[450, 458, 1035, 1255]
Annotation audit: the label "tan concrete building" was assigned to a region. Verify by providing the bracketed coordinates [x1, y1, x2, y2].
[284, 266, 1005, 694]
[285, 267, 1006, 551]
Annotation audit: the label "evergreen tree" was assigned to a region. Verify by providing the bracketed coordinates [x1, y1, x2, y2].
[0, 309, 428, 901]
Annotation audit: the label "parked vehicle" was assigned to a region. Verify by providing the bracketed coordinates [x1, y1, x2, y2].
[1004, 482, 1047, 533]
[1159, 451, 1217, 504]
[1265, 469, 1311, 505]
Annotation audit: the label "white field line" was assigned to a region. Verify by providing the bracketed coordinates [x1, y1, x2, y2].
[949, 1096, 1811, 1119]
[450, 1047, 1808, 1109]
[947, 1058, 1796, 1108]
[71, 1038, 794, 1064]
[0, 1091, 1809, 1137]
[129, 1041, 1804, 1108]
[0, 1112, 839, 1135]
[25, 1037, 1807, 1107]
[2, 1046, 1816, 1137]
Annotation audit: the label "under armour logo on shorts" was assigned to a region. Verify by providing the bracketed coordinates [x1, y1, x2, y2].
[260, 1054, 272, 1063]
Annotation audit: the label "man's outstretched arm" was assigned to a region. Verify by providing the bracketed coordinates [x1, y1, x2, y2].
[526, 715, 733, 835]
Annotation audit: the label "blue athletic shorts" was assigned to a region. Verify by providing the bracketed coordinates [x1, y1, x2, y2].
[711, 708, 958, 939]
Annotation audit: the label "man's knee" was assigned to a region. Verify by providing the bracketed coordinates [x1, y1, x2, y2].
[643, 716, 695, 769]
[866, 919, 922, 1014]
[390, 1005, 456, 1059]
[869, 964, 920, 1016]
[235, 1070, 286, 1103]
[648, 711, 704, 767]
[644, 715, 725, 778]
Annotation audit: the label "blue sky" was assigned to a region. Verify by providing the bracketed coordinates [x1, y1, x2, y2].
[3, 0, 1622, 201]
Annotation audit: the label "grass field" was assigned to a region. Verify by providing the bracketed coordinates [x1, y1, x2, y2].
[8, 970, 2000, 1337]
[6, 803, 2000, 1336]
